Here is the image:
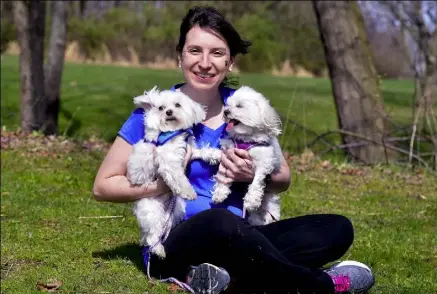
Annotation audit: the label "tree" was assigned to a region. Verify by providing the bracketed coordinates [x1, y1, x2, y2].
[13, 1, 46, 132]
[45, 2, 68, 135]
[378, 1, 437, 168]
[312, 0, 390, 164]
[13, 1, 68, 135]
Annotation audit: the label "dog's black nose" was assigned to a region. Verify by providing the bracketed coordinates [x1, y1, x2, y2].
[166, 109, 173, 116]
[224, 109, 230, 117]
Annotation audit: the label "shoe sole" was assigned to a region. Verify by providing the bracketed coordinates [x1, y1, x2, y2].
[332, 260, 372, 272]
[188, 263, 230, 294]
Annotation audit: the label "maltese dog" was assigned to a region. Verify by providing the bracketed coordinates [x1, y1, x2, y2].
[126, 86, 208, 258]
[196, 86, 283, 226]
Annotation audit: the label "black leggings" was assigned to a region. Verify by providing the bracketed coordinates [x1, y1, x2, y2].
[148, 208, 354, 294]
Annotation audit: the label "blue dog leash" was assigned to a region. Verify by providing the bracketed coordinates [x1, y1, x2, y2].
[142, 127, 196, 292]
[143, 195, 194, 293]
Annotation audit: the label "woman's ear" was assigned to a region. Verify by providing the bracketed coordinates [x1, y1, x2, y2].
[229, 56, 236, 72]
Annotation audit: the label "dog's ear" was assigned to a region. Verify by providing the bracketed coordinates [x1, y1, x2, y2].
[186, 96, 206, 124]
[133, 86, 159, 110]
[258, 98, 282, 137]
[133, 94, 151, 110]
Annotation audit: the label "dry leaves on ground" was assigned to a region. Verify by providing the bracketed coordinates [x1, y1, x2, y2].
[36, 280, 62, 292]
[167, 283, 185, 292]
[1, 129, 110, 155]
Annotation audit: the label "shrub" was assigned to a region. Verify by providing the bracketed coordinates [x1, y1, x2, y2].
[234, 14, 286, 73]
[287, 24, 327, 76]
[1, 20, 16, 54]
[68, 17, 116, 60]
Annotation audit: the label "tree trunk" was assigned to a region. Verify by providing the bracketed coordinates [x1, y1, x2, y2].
[13, 1, 46, 132]
[44, 1, 68, 135]
[312, 0, 389, 164]
[79, 0, 86, 19]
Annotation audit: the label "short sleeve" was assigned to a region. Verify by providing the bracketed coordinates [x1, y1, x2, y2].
[118, 108, 145, 145]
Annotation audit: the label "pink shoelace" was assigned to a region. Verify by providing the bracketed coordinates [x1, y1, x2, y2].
[330, 274, 351, 293]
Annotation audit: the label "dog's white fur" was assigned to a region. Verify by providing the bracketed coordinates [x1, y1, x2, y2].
[194, 86, 283, 226]
[126, 86, 211, 258]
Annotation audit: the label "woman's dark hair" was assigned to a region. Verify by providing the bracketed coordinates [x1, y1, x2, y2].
[176, 6, 252, 87]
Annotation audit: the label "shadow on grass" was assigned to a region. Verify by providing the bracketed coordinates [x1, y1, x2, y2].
[60, 107, 82, 137]
[92, 242, 145, 273]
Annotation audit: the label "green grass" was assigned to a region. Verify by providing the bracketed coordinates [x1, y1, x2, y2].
[2, 55, 437, 293]
[1, 139, 436, 293]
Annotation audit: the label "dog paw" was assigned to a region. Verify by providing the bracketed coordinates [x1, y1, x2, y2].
[207, 157, 221, 165]
[243, 192, 262, 212]
[212, 185, 230, 203]
[180, 185, 197, 200]
[152, 244, 166, 259]
[211, 193, 228, 204]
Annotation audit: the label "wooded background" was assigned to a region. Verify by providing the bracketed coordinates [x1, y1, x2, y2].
[2, 0, 429, 77]
[1, 0, 436, 168]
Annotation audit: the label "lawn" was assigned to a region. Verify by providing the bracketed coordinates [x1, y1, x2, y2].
[1, 55, 437, 294]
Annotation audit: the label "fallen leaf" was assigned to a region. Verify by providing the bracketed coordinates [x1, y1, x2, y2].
[321, 160, 331, 168]
[167, 283, 184, 292]
[36, 280, 62, 292]
[407, 193, 427, 200]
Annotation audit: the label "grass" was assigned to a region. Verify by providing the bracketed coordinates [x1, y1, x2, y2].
[1, 54, 437, 293]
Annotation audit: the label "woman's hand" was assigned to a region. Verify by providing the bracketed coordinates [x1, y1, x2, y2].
[215, 148, 254, 184]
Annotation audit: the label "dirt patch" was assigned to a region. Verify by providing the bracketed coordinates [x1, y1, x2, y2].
[272, 59, 316, 78]
[1, 128, 111, 155]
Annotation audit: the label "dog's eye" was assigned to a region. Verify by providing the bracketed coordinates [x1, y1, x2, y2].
[158, 106, 164, 111]
[175, 103, 181, 108]
[236, 104, 243, 108]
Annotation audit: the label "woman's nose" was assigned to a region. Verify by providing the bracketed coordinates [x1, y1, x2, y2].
[199, 54, 212, 69]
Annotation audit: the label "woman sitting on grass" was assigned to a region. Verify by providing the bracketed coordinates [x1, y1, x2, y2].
[93, 5, 375, 294]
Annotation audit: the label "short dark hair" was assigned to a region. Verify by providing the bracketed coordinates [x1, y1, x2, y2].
[176, 6, 252, 57]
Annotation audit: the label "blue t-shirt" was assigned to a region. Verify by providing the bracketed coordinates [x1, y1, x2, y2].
[118, 83, 249, 220]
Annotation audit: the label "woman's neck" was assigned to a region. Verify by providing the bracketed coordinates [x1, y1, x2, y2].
[179, 84, 223, 120]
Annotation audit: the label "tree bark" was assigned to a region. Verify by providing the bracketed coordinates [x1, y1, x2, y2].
[13, 1, 46, 132]
[44, 1, 68, 135]
[79, 0, 86, 19]
[312, 0, 390, 164]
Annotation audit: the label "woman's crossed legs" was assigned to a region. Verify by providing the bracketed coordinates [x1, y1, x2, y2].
[148, 208, 354, 294]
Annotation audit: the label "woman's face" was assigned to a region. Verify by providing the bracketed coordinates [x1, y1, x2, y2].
[179, 25, 234, 91]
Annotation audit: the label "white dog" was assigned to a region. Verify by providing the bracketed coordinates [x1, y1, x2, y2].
[195, 86, 283, 226]
[127, 86, 209, 258]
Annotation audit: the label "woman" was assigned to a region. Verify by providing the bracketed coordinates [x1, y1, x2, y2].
[93, 6, 375, 294]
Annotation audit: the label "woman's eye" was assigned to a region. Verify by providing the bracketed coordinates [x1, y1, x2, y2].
[158, 106, 164, 111]
[189, 48, 200, 54]
[175, 103, 181, 108]
[213, 51, 225, 56]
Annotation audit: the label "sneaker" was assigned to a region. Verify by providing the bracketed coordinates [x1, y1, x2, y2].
[186, 263, 230, 294]
[325, 260, 375, 293]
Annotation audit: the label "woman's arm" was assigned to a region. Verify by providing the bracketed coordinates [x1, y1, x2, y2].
[93, 136, 170, 203]
[265, 152, 291, 194]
